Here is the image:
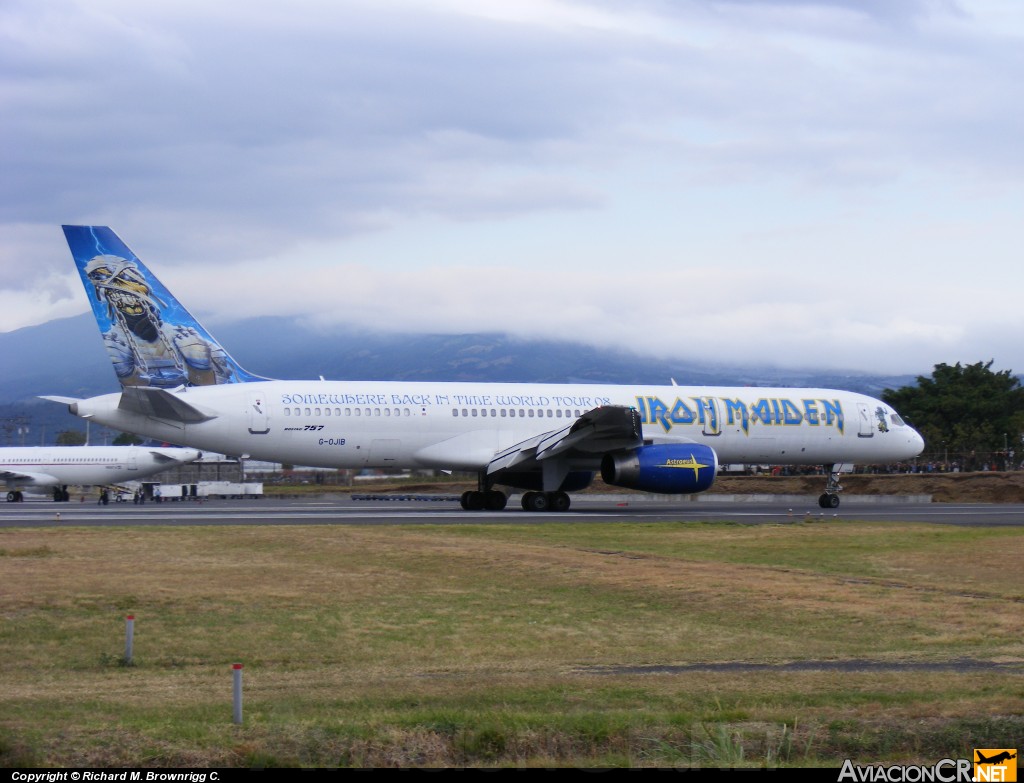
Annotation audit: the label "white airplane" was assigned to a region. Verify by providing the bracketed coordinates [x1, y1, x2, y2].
[44, 226, 924, 512]
[1, 444, 201, 502]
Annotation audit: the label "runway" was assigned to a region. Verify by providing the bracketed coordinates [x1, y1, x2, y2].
[2, 494, 1023, 527]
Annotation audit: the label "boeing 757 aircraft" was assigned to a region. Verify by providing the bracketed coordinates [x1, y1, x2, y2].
[1, 444, 201, 501]
[45, 226, 924, 512]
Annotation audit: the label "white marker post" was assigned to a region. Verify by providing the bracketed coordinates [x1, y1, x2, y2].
[124, 615, 135, 664]
[232, 663, 243, 725]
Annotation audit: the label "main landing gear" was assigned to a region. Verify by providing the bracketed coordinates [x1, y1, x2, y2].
[460, 489, 508, 511]
[460, 488, 571, 512]
[520, 491, 570, 513]
[459, 474, 572, 513]
[5, 488, 69, 502]
[818, 464, 842, 508]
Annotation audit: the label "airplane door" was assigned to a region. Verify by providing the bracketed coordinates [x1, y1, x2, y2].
[698, 397, 721, 436]
[857, 403, 874, 438]
[128, 452, 138, 471]
[248, 392, 270, 435]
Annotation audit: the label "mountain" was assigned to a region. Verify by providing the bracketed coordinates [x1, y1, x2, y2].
[0, 313, 919, 445]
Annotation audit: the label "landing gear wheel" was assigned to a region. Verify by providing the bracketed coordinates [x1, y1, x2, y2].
[548, 491, 571, 512]
[818, 493, 840, 509]
[484, 490, 507, 511]
[522, 491, 549, 512]
[460, 490, 485, 510]
[6, 491, 15, 503]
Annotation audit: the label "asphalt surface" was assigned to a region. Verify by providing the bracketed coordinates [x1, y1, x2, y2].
[2, 493, 1023, 527]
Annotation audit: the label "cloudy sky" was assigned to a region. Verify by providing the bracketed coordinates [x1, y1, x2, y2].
[3, 0, 1022, 376]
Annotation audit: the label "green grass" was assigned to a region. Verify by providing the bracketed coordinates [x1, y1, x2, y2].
[0, 520, 1021, 767]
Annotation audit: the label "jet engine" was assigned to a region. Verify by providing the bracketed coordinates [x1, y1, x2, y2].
[601, 444, 718, 494]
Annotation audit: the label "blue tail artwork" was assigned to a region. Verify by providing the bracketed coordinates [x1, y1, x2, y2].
[62, 226, 264, 389]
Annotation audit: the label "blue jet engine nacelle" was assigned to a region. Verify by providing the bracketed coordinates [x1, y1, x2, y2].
[601, 444, 718, 495]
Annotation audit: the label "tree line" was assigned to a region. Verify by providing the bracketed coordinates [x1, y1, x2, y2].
[883, 360, 1024, 468]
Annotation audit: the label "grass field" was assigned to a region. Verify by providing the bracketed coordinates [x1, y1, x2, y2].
[1, 519, 1021, 767]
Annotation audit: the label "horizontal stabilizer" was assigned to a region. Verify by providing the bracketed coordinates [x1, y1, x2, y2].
[39, 395, 82, 406]
[148, 449, 200, 463]
[119, 387, 216, 424]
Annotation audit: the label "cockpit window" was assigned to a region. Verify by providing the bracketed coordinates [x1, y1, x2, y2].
[890, 414, 905, 427]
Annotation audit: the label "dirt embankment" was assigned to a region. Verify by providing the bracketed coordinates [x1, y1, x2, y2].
[706, 471, 1024, 503]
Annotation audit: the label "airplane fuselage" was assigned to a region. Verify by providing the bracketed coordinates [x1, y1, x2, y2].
[70, 380, 923, 473]
[0, 445, 201, 493]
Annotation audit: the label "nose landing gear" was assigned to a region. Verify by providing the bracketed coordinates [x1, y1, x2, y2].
[818, 464, 842, 508]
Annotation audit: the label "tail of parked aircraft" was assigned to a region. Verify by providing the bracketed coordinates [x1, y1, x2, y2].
[63, 226, 265, 389]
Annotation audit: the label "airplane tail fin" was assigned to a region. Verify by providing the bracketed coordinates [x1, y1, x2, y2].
[63, 226, 266, 389]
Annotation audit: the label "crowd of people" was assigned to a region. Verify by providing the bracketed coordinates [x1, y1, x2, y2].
[763, 453, 1022, 476]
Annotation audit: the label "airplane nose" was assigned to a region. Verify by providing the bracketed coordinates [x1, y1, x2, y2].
[911, 428, 925, 456]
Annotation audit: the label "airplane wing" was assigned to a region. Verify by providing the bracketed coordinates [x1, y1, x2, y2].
[487, 405, 643, 478]
[0, 469, 58, 488]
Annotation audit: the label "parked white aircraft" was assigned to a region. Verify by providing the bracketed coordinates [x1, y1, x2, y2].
[1, 444, 201, 501]
[45, 226, 924, 512]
